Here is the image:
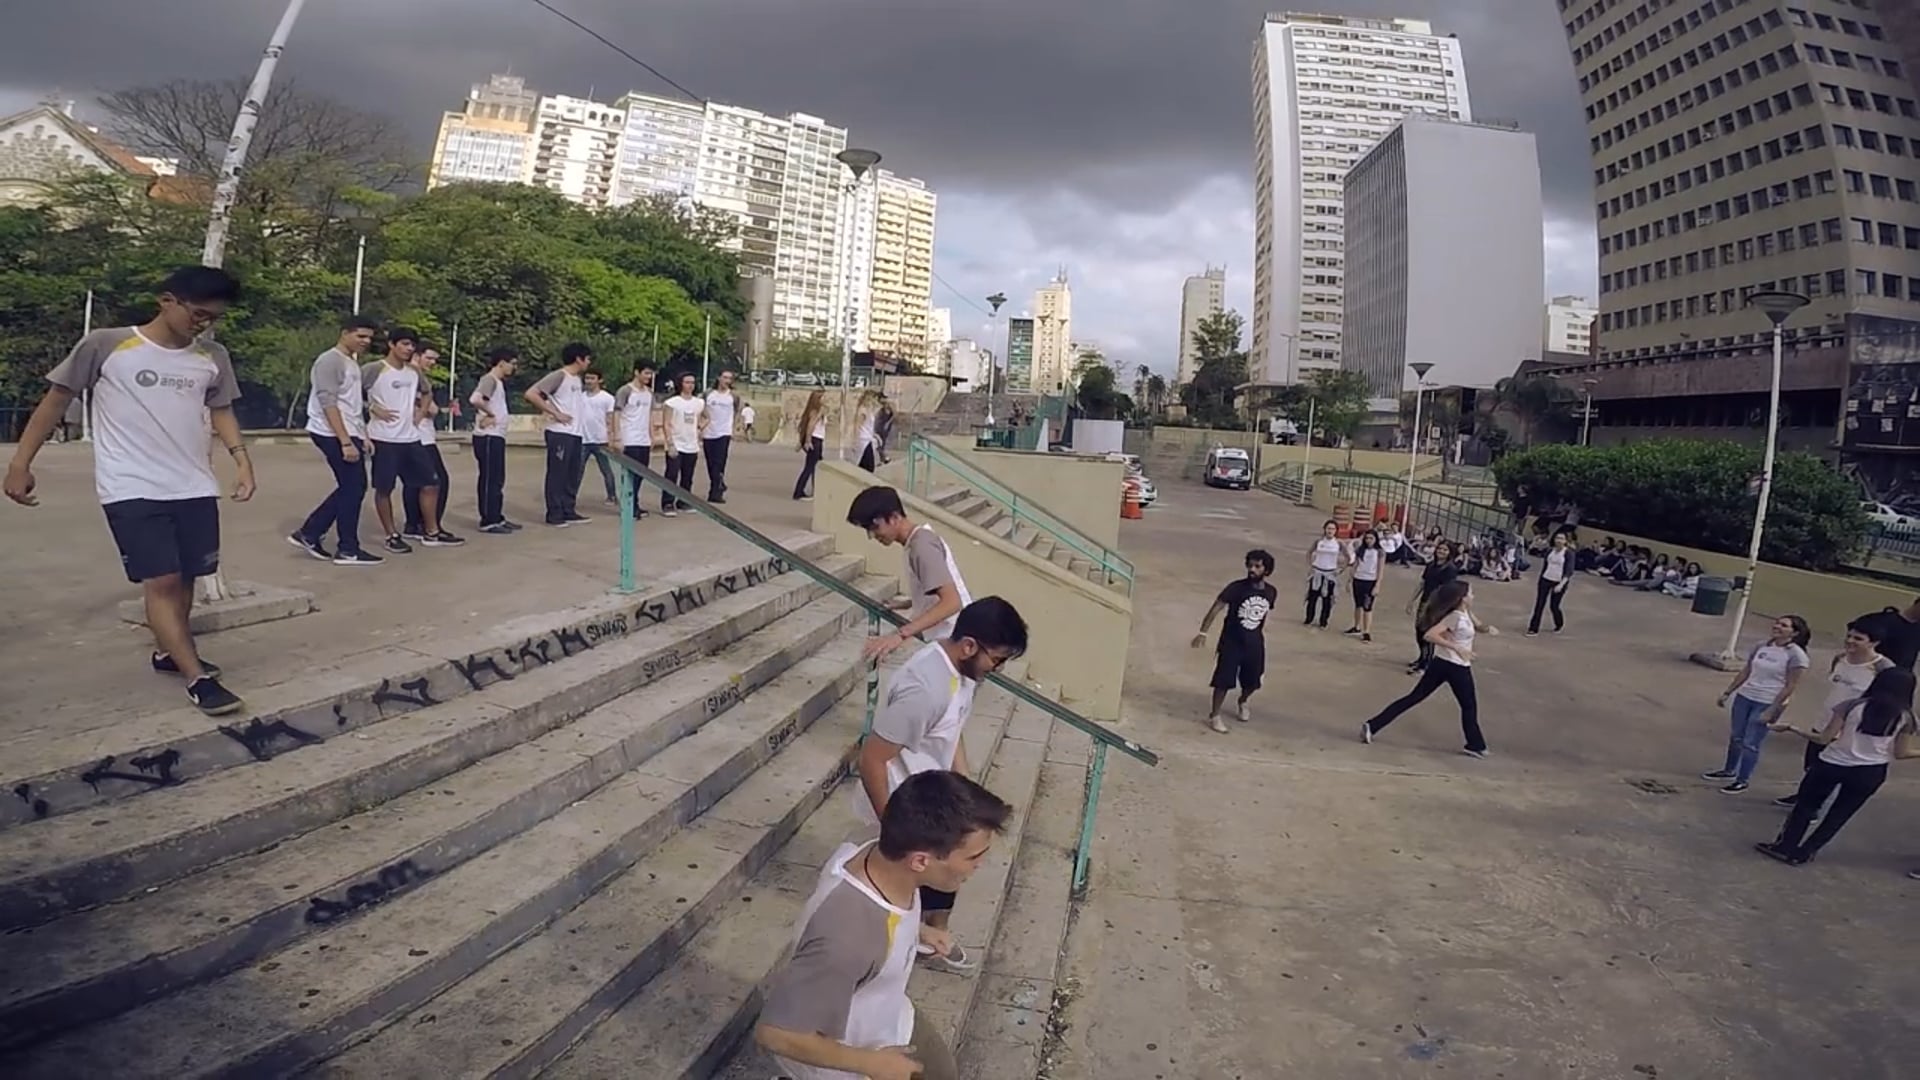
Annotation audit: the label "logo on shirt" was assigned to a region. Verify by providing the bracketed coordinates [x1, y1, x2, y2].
[134, 369, 198, 391]
[1236, 595, 1271, 630]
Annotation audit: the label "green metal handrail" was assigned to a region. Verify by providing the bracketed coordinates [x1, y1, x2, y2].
[603, 453, 1158, 897]
[903, 434, 1136, 591]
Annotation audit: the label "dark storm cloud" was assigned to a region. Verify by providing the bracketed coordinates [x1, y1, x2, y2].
[2, 0, 1598, 371]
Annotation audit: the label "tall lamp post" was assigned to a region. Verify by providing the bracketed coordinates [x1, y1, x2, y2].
[1709, 289, 1809, 666]
[834, 147, 881, 460]
[1580, 377, 1599, 445]
[1403, 361, 1435, 527]
[984, 291, 1006, 429]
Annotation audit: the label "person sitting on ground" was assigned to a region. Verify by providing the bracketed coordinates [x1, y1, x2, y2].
[1573, 539, 1601, 573]
[1663, 561, 1704, 599]
[1478, 546, 1513, 582]
[1625, 553, 1675, 591]
[1381, 524, 1413, 566]
[1589, 537, 1622, 576]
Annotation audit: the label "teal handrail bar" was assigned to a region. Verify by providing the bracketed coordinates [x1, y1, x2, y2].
[905, 435, 1135, 588]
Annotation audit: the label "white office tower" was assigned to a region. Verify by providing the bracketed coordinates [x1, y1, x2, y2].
[947, 338, 990, 390]
[1176, 267, 1226, 386]
[611, 93, 704, 204]
[1251, 13, 1471, 384]
[774, 113, 852, 340]
[1341, 115, 1544, 400]
[428, 74, 539, 188]
[859, 172, 939, 363]
[1543, 295, 1597, 357]
[530, 94, 624, 209]
[1030, 273, 1073, 394]
[928, 307, 953, 369]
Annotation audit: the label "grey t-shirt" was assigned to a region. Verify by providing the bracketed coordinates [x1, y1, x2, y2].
[531, 368, 583, 437]
[904, 524, 969, 638]
[305, 347, 364, 439]
[872, 641, 970, 771]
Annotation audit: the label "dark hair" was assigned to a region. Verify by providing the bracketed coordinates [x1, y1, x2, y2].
[876, 770, 1012, 861]
[342, 314, 379, 333]
[1847, 615, 1887, 643]
[415, 342, 439, 355]
[159, 265, 242, 303]
[677, 371, 696, 386]
[561, 342, 593, 366]
[1245, 548, 1275, 573]
[951, 596, 1029, 656]
[486, 346, 519, 365]
[387, 326, 421, 347]
[1856, 667, 1916, 737]
[1357, 530, 1379, 550]
[635, 361, 656, 375]
[847, 486, 907, 530]
[1776, 614, 1812, 649]
[1322, 519, 1338, 530]
[1417, 579, 1471, 636]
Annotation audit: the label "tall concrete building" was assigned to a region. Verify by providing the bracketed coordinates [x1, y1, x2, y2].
[1544, 295, 1599, 356]
[610, 93, 703, 203]
[1030, 273, 1074, 394]
[928, 307, 953, 361]
[1251, 13, 1472, 384]
[859, 171, 939, 363]
[1176, 267, 1226, 386]
[1342, 115, 1545, 401]
[1554, 0, 1920, 477]
[530, 94, 623, 209]
[947, 338, 990, 390]
[428, 74, 539, 189]
[1005, 317, 1035, 392]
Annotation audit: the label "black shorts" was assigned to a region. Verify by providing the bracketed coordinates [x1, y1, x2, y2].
[1352, 578, 1378, 610]
[370, 440, 432, 494]
[920, 886, 956, 912]
[102, 497, 220, 584]
[1210, 642, 1265, 693]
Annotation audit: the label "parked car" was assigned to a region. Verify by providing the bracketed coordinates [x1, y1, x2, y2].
[1862, 501, 1920, 536]
[1202, 446, 1253, 490]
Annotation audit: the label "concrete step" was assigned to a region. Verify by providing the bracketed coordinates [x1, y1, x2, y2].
[564, 696, 1053, 1080]
[5, 633, 876, 1079]
[0, 574, 892, 1050]
[0, 539, 831, 832]
[0, 553, 863, 932]
[929, 485, 971, 510]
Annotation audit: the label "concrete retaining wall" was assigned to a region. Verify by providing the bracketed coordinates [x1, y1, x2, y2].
[927, 438, 1125, 551]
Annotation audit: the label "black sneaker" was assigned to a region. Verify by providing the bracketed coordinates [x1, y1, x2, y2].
[1700, 769, 1736, 782]
[1342, 627, 1361, 636]
[186, 675, 245, 716]
[1361, 633, 1372, 643]
[334, 549, 384, 566]
[564, 513, 593, 524]
[1719, 781, 1750, 795]
[1771, 793, 1799, 809]
[421, 530, 466, 547]
[662, 508, 678, 518]
[286, 532, 332, 562]
[1754, 841, 1808, 866]
[500, 520, 525, 532]
[480, 522, 513, 535]
[401, 528, 428, 542]
[710, 495, 727, 505]
[547, 519, 571, 528]
[153, 652, 221, 678]
[383, 535, 413, 554]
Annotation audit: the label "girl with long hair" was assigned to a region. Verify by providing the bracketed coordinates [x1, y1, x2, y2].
[1405, 538, 1459, 674]
[1361, 579, 1495, 757]
[1343, 529, 1383, 643]
[1702, 614, 1811, 794]
[1525, 530, 1573, 635]
[792, 389, 827, 500]
[851, 389, 882, 472]
[1756, 666, 1918, 865]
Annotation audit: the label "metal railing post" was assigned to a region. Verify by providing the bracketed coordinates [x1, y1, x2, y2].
[1072, 742, 1109, 899]
[863, 611, 881, 739]
[614, 467, 638, 594]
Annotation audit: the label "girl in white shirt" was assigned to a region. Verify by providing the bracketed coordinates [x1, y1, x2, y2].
[791, 389, 827, 500]
[851, 390, 882, 472]
[1343, 530, 1384, 642]
[1360, 579, 1495, 757]
[1304, 520, 1349, 629]
[1757, 666, 1917, 865]
[1702, 615, 1811, 794]
[1526, 531, 1573, 635]
[1772, 617, 1896, 808]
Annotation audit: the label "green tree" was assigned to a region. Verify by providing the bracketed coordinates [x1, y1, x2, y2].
[1075, 363, 1130, 420]
[1182, 310, 1248, 427]
[1303, 368, 1371, 462]
[1487, 375, 1574, 447]
[761, 333, 844, 374]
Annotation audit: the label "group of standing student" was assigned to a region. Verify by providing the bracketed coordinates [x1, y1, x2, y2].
[748, 485, 1024, 1080]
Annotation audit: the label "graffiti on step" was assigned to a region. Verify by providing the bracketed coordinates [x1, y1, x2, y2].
[12, 783, 49, 820]
[670, 585, 705, 615]
[371, 676, 439, 713]
[634, 599, 669, 626]
[765, 715, 798, 755]
[705, 680, 744, 717]
[712, 572, 742, 597]
[304, 859, 435, 926]
[78, 749, 183, 793]
[642, 649, 692, 682]
[582, 614, 628, 645]
[554, 624, 592, 658]
[219, 717, 324, 763]
[451, 650, 516, 691]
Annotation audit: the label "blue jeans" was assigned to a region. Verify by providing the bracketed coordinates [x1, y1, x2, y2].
[1723, 694, 1774, 782]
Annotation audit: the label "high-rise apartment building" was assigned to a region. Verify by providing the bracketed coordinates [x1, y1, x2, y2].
[530, 94, 623, 209]
[1544, 295, 1599, 356]
[1251, 13, 1472, 384]
[1176, 267, 1226, 385]
[1555, 0, 1920, 473]
[929, 307, 953, 361]
[611, 93, 703, 204]
[1030, 274, 1073, 394]
[1005, 317, 1035, 392]
[428, 74, 539, 188]
[858, 171, 938, 363]
[774, 113, 851, 340]
[947, 338, 990, 390]
[1342, 115, 1545, 400]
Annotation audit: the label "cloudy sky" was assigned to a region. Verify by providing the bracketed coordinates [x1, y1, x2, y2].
[2, 0, 1597, 376]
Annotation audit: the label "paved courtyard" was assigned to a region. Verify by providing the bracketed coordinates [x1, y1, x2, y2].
[1050, 474, 1920, 1080]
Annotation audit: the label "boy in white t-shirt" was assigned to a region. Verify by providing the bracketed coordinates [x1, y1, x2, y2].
[659, 372, 706, 516]
[702, 369, 740, 503]
[756, 770, 1011, 1080]
[578, 371, 619, 505]
[857, 597, 1027, 975]
[610, 362, 658, 518]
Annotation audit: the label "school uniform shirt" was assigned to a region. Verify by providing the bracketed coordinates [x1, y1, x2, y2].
[1734, 642, 1810, 705]
[703, 389, 736, 439]
[1353, 547, 1382, 582]
[414, 376, 437, 446]
[305, 347, 365, 440]
[579, 389, 615, 445]
[1310, 537, 1343, 572]
[361, 360, 420, 444]
[741, 403, 756, 429]
[1819, 700, 1913, 768]
[1432, 610, 1476, 666]
[759, 840, 920, 1080]
[904, 523, 971, 641]
[663, 395, 704, 454]
[1822, 654, 1893, 716]
[1380, 533, 1403, 555]
[469, 372, 508, 439]
[613, 384, 654, 448]
[811, 414, 828, 441]
[856, 640, 973, 829]
[1215, 577, 1277, 653]
[1540, 549, 1571, 584]
[46, 327, 241, 505]
[530, 369, 584, 437]
[855, 409, 877, 452]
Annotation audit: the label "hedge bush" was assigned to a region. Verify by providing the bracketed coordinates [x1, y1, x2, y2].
[1491, 439, 1867, 570]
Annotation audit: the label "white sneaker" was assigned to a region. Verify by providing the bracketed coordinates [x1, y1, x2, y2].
[1236, 701, 1250, 723]
[1207, 716, 1229, 734]
[916, 942, 980, 974]
[1360, 723, 1374, 745]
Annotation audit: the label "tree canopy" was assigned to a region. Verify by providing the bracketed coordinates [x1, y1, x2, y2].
[1180, 310, 1248, 427]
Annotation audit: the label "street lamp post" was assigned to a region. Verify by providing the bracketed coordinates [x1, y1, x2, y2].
[1711, 289, 1809, 665]
[984, 292, 1006, 430]
[1581, 377, 1599, 446]
[1403, 362, 1434, 528]
[834, 147, 880, 460]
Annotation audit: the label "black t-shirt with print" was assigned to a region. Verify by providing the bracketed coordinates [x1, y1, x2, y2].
[1216, 578, 1278, 654]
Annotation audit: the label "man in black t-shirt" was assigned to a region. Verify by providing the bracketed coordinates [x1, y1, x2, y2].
[1192, 549, 1279, 733]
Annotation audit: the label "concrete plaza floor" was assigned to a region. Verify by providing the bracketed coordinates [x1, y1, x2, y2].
[1048, 475, 1920, 1080]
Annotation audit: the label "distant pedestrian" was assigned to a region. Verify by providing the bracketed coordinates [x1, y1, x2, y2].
[1361, 579, 1496, 757]
[660, 372, 705, 516]
[1191, 548, 1278, 733]
[874, 395, 897, 465]
[579, 371, 619, 505]
[401, 345, 456, 543]
[852, 390, 882, 472]
[1525, 530, 1573, 636]
[1343, 530, 1384, 643]
[525, 343, 593, 527]
[5, 265, 251, 715]
[290, 316, 381, 565]
[611, 363, 657, 518]
[1304, 519, 1348, 628]
[1405, 539, 1460, 674]
[57, 395, 82, 442]
[741, 401, 757, 441]
[703, 369, 739, 502]
[1701, 615, 1811, 795]
[1757, 667, 1918, 866]
[467, 347, 520, 534]
[793, 389, 827, 501]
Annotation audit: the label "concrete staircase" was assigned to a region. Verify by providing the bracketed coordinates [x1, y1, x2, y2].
[927, 484, 1117, 588]
[0, 533, 1077, 1079]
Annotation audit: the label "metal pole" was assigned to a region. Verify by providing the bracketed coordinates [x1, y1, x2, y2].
[651, 324, 658, 367]
[1298, 394, 1315, 506]
[1581, 388, 1593, 446]
[446, 320, 459, 431]
[351, 233, 365, 314]
[1404, 385, 1424, 528]
[1720, 322, 1785, 660]
[701, 312, 711, 390]
[838, 176, 857, 461]
[80, 290, 94, 442]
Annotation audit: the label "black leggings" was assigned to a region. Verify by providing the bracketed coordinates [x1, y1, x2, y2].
[1364, 657, 1485, 753]
[663, 450, 697, 510]
[793, 436, 823, 498]
[1527, 576, 1566, 633]
[1774, 759, 1888, 856]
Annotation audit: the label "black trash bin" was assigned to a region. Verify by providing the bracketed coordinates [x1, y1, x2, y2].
[1692, 576, 1733, 616]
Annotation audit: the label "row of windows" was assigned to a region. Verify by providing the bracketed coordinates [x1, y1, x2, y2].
[1592, 45, 1806, 164]
[1585, 7, 1784, 113]
[1604, 218, 1920, 295]
[1603, 268, 1920, 335]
